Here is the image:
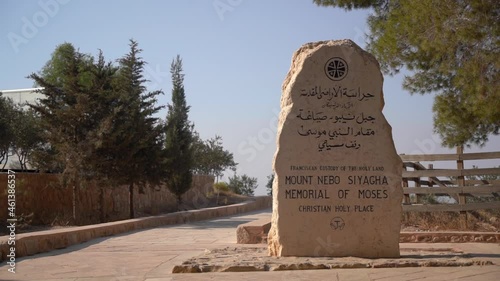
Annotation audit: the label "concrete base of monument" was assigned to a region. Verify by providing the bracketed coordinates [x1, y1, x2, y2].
[172, 245, 494, 273]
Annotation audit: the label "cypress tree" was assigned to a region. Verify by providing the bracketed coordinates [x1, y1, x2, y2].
[164, 55, 194, 206]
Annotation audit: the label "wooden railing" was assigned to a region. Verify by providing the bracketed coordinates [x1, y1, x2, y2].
[400, 147, 500, 219]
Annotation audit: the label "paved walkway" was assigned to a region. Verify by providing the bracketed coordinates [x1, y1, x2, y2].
[0, 209, 499, 281]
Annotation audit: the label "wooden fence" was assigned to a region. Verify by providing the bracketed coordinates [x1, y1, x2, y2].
[400, 147, 500, 227]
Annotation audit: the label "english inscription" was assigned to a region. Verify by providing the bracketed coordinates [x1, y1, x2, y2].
[269, 40, 403, 258]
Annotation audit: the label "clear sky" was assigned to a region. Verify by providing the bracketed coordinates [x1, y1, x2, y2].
[1, 0, 499, 195]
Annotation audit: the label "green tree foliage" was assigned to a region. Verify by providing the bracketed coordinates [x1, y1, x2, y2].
[106, 40, 165, 218]
[10, 107, 44, 170]
[228, 174, 257, 196]
[28, 43, 114, 222]
[314, 0, 500, 147]
[28, 43, 100, 183]
[164, 55, 194, 205]
[314, 0, 378, 10]
[464, 165, 500, 204]
[213, 181, 230, 192]
[192, 134, 237, 181]
[36, 42, 94, 87]
[0, 94, 16, 169]
[0, 93, 47, 171]
[28, 41, 165, 221]
[266, 174, 274, 196]
[467, 166, 500, 182]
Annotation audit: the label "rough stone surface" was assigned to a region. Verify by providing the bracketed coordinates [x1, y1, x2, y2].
[236, 218, 271, 244]
[269, 40, 402, 257]
[172, 246, 494, 273]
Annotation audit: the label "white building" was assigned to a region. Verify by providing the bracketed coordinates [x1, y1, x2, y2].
[0, 87, 44, 107]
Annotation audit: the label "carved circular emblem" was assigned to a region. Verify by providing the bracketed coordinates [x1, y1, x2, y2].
[325, 57, 348, 81]
[330, 217, 345, 230]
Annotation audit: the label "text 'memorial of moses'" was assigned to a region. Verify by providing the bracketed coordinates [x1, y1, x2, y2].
[268, 40, 403, 258]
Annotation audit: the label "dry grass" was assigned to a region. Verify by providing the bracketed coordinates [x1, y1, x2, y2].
[402, 209, 499, 232]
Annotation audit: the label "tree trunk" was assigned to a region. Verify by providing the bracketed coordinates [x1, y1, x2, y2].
[129, 183, 134, 219]
[215, 175, 220, 206]
[1, 153, 9, 170]
[99, 187, 105, 223]
[72, 184, 77, 225]
[177, 194, 182, 210]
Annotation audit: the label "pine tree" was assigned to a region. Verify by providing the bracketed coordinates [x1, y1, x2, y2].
[164, 55, 194, 206]
[28, 43, 110, 223]
[314, 0, 500, 147]
[106, 40, 165, 218]
[29, 41, 165, 221]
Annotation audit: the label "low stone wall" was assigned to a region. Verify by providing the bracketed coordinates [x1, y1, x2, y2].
[0, 173, 214, 225]
[0, 196, 272, 261]
[236, 218, 271, 244]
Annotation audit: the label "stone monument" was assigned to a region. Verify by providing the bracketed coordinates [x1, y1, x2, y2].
[268, 40, 403, 258]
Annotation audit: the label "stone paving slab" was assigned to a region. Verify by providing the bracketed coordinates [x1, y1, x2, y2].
[0, 197, 271, 262]
[164, 267, 500, 281]
[0, 209, 499, 281]
[0, 210, 273, 281]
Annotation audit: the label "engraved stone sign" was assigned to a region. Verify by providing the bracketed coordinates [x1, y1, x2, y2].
[268, 40, 403, 258]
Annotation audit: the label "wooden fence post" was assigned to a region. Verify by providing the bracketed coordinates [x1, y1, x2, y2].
[402, 163, 410, 222]
[428, 164, 433, 184]
[428, 164, 434, 203]
[415, 164, 421, 203]
[457, 145, 467, 229]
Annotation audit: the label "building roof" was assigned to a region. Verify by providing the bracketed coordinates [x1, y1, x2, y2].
[1, 87, 45, 105]
[0, 87, 43, 93]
